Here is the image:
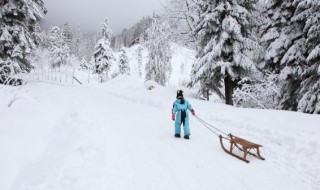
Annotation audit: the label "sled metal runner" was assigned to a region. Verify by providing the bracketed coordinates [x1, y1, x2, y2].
[219, 134, 265, 163]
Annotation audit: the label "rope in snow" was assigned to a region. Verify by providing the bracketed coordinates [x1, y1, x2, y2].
[194, 115, 229, 136]
[194, 115, 229, 138]
[195, 116, 220, 136]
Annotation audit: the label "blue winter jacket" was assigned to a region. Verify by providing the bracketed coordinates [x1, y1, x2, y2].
[173, 98, 192, 125]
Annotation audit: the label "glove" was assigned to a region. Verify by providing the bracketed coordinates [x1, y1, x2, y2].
[172, 114, 175, 121]
[191, 109, 195, 116]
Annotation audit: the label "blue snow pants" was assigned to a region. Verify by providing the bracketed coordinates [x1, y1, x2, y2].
[173, 99, 192, 135]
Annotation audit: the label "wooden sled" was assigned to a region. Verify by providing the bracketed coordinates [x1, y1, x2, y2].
[219, 134, 265, 163]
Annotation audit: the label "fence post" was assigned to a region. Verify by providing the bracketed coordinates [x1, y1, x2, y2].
[88, 69, 90, 84]
[72, 69, 75, 84]
[52, 69, 54, 81]
[59, 67, 62, 83]
[65, 67, 68, 83]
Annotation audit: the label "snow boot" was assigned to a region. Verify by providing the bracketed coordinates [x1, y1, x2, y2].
[184, 135, 190, 140]
[175, 134, 181, 138]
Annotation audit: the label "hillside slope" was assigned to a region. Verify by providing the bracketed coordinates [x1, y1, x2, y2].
[0, 76, 319, 190]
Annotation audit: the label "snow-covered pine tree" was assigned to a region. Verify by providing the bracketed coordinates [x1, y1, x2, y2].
[93, 18, 115, 82]
[259, 1, 304, 111]
[48, 26, 70, 68]
[82, 32, 96, 61]
[80, 57, 90, 70]
[33, 23, 46, 48]
[145, 19, 172, 86]
[139, 33, 145, 44]
[73, 25, 83, 57]
[0, 0, 46, 84]
[48, 26, 62, 49]
[293, 0, 320, 114]
[100, 18, 112, 42]
[137, 46, 143, 77]
[260, 1, 298, 73]
[111, 16, 153, 50]
[191, 0, 260, 105]
[118, 47, 130, 75]
[62, 22, 73, 50]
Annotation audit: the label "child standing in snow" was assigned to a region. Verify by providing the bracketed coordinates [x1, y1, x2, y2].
[172, 90, 195, 139]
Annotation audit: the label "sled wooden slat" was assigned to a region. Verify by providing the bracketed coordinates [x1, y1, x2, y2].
[219, 134, 265, 163]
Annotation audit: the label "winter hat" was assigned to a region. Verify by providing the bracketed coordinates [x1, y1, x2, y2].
[176, 90, 183, 98]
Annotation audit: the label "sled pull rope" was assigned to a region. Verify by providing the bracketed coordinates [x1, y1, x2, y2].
[194, 115, 229, 137]
[194, 115, 229, 138]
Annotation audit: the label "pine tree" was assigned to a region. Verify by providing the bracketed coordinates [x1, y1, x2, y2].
[258, 0, 319, 113]
[118, 47, 130, 75]
[82, 32, 96, 61]
[293, 0, 320, 114]
[259, 1, 303, 110]
[0, 0, 46, 83]
[33, 23, 45, 48]
[73, 25, 83, 57]
[139, 33, 145, 44]
[260, 1, 299, 73]
[48, 26, 70, 68]
[145, 19, 172, 86]
[93, 18, 115, 82]
[100, 18, 112, 42]
[62, 22, 73, 50]
[111, 16, 154, 49]
[191, 0, 260, 105]
[48, 26, 62, 49]
[80, 57, 90, 70]
[137, 46, 143, 77]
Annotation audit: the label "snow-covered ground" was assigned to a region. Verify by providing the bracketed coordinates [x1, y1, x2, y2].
[1, 75, 319, 190]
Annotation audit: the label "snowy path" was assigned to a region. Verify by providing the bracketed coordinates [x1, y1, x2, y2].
[1, 77, 319, 190]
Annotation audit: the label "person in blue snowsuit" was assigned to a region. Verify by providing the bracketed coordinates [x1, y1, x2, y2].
[172, 90, 195, 139]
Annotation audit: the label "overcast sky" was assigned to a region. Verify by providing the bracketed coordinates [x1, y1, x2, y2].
[42, 0, 163, 34]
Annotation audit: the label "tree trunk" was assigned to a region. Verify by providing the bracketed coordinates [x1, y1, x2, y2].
[205, 89, 209, 101]
[224, 74, 234, 105]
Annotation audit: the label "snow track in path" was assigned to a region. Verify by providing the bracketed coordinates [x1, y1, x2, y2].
[11, 102, 109, 190]
[1, 77, 319, 190]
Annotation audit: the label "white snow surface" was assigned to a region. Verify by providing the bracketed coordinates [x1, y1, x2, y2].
[1, 76, 320, 190]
